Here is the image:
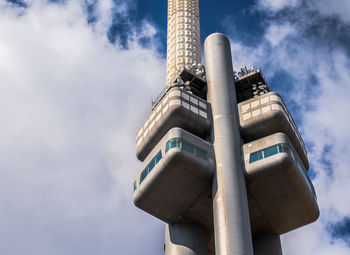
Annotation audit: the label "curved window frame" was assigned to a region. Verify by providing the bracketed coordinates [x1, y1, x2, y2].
[140, 151, 162, 184]
[249, 143, 295, 164]
[249, 143, 315, 197]
[297, 160, 315, 197]
[165, 138, 208, 161]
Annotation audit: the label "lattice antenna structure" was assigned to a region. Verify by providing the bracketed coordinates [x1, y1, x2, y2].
[166, 0, 201, 86]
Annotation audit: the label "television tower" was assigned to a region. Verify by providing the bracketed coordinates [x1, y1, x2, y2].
[133, 1, 319, 254]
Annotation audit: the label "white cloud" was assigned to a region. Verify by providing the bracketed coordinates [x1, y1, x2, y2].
[309, 0, 350, 24]
[230, 41, 265, 69]
[282, 222, 350, 255]
[259, 0, 350, 24]
[258, 0, 299, 12]
[265, 23, 296, 47]
[0, 1, 165, 254]
[281, 49, 350, 254]
[302, 51, 350, 217]
[229, 2, 350, 254]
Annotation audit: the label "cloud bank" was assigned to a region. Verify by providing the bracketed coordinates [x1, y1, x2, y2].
[0, 1, 165, 254]
[227, 0, 350, 253]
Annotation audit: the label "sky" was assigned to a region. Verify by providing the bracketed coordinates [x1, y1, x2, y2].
[0, 0, 350, 254]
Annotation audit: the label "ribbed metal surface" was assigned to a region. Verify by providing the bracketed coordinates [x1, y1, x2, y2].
[166, 0, 201, 86]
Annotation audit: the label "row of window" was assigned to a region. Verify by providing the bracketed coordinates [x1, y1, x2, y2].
[176, 44, 198, 50]
[140, 151, 162, 184]
[168, 5, 198, 11]
[136, 98, 208, 146]
[241, 94, 282, 114]
[136, 89, 208, 146]
[241, 94, 307, 157]
[138, 89, 206, 136]
[249, 143, 295, 163]
[249, 143, 315, 197]
[168, 8, 198, 13]
[242, 103, 283, 121]
[176, 50, 196, 57]
[169, 16, 197, 21]
[165, 138, 208, 160]
[174, 24, 197, 29]
[167, 37, 198, 44]
[134, 139, 209, 191]
[296, 160, 314, 196]
[167, 56, 200, 66]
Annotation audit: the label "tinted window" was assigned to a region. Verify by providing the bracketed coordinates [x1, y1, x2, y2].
[249, 151, 263, 163]
[140, 151, 162, 184]
[165, 138, 208, 161]
[196, 147, 208, 160]
[249, 143, 294, 164]
[182, 141, 195, 154]
[166, 138, 181, 153]
[264, 145, 278, 158]
[155, 151, 162, 164]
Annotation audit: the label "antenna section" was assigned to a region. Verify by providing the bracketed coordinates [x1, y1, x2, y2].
[166, 0, 202, 87]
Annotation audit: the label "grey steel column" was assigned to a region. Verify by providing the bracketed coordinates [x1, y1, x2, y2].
[164, 223, 208, 255]
[253, 234, 283, 255]
[204, 33, 254, 255]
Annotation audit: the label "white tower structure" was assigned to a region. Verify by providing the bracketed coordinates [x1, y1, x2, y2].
[133, 1, 319, 254]
[166, 0, 202, 86]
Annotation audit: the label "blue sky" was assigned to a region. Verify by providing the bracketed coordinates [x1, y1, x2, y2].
[109, 0, 263, 51]
[0, 0, 350, 254]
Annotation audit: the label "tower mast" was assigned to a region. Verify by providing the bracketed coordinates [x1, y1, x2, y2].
[166, 0, 202, 86]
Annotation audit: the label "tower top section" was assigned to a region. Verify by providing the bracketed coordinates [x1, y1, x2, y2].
[166, 0, 202, 87]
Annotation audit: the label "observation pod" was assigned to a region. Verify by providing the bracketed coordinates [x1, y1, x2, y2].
[238, 92, 309, 170]
[243, 133, 319, 235]
[136, 87, 211, 161]
[133, 127, 215, 224]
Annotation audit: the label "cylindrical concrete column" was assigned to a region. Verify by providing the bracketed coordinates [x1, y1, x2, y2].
[164, 223, 209, 255]
[253, 234, 283, 255]
[204, 33, 254, 255]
